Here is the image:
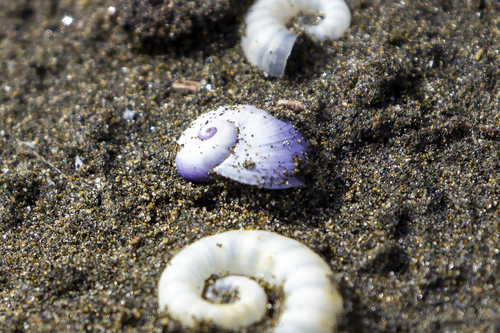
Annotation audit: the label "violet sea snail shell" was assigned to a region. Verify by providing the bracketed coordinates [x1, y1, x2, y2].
[242, 0, 351, 76]
[158, 230, 343, 332]
[175, 105, 306, 189]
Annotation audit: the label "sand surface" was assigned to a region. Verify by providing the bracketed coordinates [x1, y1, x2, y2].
[1, 0, 500, 332]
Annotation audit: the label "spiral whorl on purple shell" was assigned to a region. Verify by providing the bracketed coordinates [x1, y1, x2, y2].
[175, 105, 307, 189]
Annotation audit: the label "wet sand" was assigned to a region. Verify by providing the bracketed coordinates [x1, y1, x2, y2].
[1, 0, 500, 332]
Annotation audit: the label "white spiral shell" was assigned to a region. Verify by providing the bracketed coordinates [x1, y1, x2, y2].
[175, 105, 306, 189]
[158, 230, 343, 332]
[242, 0, 351, 76]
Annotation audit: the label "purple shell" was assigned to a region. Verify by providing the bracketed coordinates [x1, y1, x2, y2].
[175, 105, 306, 189]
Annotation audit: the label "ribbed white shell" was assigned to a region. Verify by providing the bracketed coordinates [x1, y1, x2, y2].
[158, 230, 343, 332]
[242, 0, 351, 76]
[176, 105, 306, 189]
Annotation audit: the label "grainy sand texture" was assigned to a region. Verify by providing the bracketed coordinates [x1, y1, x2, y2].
[1, 0, 499, 332]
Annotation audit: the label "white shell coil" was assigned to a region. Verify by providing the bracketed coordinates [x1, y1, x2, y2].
[158, 230, 343, 332]
[242, 0, 351, 76]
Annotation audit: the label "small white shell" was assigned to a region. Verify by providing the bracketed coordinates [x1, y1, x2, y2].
[158, 230, 343, 332]
[242, 0, 351, 76]
[175, 105, 306, 189]
[75, 156, 83, 169]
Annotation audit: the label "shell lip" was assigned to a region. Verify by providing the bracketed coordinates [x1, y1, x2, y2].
[265, 32, 298, 77]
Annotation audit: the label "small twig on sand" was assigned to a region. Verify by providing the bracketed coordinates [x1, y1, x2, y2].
[463, 122, 500, 134]
[277, 99, 306, 112]
[172, 79, 206, 92]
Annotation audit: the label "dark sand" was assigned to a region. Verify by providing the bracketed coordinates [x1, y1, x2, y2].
[1, 0, 500, 332]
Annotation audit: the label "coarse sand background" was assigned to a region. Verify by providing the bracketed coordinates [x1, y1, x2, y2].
[1, 0, 500, 332]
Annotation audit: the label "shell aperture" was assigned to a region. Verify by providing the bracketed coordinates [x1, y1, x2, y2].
[175, 105, 306, 189]
[242, 0, 351, 76]
[158, 230, 343, 332]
